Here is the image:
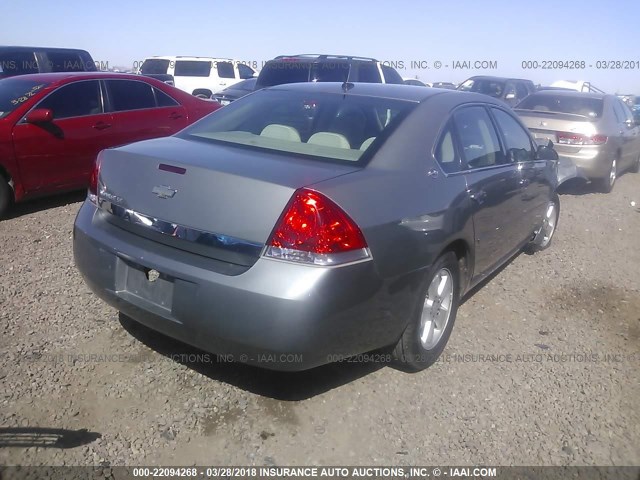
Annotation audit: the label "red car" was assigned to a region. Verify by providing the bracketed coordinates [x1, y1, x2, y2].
[0, 72, 221, 217]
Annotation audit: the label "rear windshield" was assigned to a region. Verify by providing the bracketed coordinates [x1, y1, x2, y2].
[517, 93, 604, 118]
[458, 78, 506, 98]
[181, 88, 416, 162]
[257, 61, 355, 88]
[0, 77, 50, 118]
[140, 59, 171, 75]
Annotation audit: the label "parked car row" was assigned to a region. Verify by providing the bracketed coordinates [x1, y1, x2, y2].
[1, 45, 639, 374]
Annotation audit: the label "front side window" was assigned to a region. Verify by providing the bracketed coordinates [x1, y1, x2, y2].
[452, 106, 504, 168]
[492, 108, 534, 162]
[216, 62, 235, 79]
[181, 89, 416, 163]
[174, 60, 211, 77]
[107, 80, 155, 111]
[36, 80, 102, 119]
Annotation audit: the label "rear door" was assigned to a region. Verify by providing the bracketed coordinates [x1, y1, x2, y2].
[12, 79, 114, 192]
[104, 79, 188, 146]
[490, 107, 553, 238]
[454, 105, 524, 276]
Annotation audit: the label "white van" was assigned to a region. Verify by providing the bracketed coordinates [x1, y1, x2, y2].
[138, 56, 256, 98]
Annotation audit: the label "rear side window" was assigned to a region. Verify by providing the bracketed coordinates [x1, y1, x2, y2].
[36, 80, 102, 119]
[154, 88, 178, 107]
[491, 108, 534, 162]
[453, 106, 504, 168]
[238, 63, 255, 80]
[216, 61, 235, 79]
[0, 51, 38, 76]
[381, 65, 404, 84]
[174, 60, 211, 77]
[517, 94, 604, 118]
[356, 63, 381, 83]
[46, 52, 87, 72]
[140, 59, 170, 74]
[434, 122, 462, 173]
[107, 80, 156, 111]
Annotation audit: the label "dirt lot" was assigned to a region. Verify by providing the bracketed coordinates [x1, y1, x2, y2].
[1, 173, 639, 467]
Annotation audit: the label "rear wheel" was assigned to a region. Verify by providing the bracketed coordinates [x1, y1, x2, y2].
[525, 193, 560, 254]
[0, 179, 12, 219]
[393, 252, 460, 371]
[596, 157, 617, 193]
[192, 89, 212, 99]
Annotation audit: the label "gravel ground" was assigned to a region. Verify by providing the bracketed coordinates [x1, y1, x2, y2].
[1, 173, 639, 467]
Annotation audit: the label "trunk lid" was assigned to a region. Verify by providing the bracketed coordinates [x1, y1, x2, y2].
[515, 109, 599, 142]
[97, 136, 360, 265]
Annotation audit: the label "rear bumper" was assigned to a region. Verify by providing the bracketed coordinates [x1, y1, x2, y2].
[73, 201, 416, 371]
[555, 145, 612, 180]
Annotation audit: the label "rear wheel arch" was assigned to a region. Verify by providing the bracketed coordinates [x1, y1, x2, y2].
[440, 239, 473, 294]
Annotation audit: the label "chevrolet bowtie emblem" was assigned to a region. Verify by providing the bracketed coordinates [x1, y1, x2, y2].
[152, 185, 177, 199]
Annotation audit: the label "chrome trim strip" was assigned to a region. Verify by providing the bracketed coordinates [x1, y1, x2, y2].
[98, 199, 263, 258]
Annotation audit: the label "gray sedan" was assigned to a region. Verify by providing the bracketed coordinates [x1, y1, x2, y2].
[74, 83, 559, 371]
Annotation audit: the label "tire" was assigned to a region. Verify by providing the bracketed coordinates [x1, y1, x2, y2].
[393, 252, 460, 371]
[0, 179, 12, 219]
[192, 89, 212, 99]
[595, 157, 617, 193]
[524, 193, 560, 254]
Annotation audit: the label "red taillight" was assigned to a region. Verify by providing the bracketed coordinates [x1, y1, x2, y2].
[556, 132, 607, 145]
[88, 156, 101, 200]
[265, 189, 370, 266]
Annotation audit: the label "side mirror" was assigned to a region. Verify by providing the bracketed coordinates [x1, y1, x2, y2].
[25, 108, 53, 124]
[535, 139, 559, 161]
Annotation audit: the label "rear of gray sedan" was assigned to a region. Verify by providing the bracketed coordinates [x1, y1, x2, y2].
[74, 83, 557, 371]
[74, 84, 437, 370]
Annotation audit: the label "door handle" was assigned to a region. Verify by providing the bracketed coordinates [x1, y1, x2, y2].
[168, 112, 183, 120]
[92, 122, 112, 130]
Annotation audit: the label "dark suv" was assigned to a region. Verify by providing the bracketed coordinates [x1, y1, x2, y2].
[457, 75, 535, 107]
[0, 46, 97, 79]
[255, 54, 405, 90]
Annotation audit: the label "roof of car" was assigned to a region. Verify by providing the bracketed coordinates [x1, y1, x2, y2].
[265, 81, 493, 103]
[0, 45, 91, 53]
[145, 56, 236, 62]
[527, 90, 607, 100]
[1, 72, 161, 83]
[269, 54, 379, 63]
[466, 75, 534, 83]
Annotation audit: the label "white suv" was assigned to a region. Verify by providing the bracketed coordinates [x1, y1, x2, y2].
[138, 56, 256, 98]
